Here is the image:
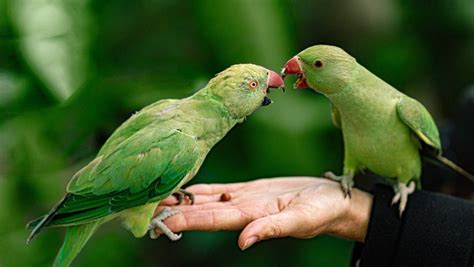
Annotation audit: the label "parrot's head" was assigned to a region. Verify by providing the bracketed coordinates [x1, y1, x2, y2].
[206, 64, 284, 119]
[282, 45, 357, 94]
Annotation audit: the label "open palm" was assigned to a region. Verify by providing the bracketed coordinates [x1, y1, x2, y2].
[157, 177, 372, 250]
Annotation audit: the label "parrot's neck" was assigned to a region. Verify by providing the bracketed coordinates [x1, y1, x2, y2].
[193, 87, 245, 120]
[326, 65, 399, 116]
[189, 89, 241, 148]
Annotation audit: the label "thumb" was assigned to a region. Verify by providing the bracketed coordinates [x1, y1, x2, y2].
[238, 210, 300, 250]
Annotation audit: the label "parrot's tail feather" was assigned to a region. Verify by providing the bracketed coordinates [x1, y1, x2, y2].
[27, 194, 69, 244]
[436, 156, 474, 183]
[26, 215, 50, 244]
[27, 215, 47, 230]
[54, 221, 100, 267]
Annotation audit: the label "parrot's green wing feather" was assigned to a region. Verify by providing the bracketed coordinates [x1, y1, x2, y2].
[330, 103, 341, 129]
[98, 99, 178, 156]
[396, 96, 441, 151]
[45, 128, 203, 227]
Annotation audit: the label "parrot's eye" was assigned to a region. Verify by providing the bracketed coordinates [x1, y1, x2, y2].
[314, 60, 323, 68]
[248, 80, 259, 90]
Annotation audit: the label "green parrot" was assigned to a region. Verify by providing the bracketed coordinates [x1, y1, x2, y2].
[27, 64, 284, 266]
[282, 45, 474, 215]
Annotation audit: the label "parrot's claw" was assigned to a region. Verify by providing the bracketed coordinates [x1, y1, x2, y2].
[172, 189, 195, 205]
[148, 207, 182, 240]
[322, 171, 337, 180]
[391, 181, 416, 217]
[341, 177, 354, 198]
[322, 171, 354, 198]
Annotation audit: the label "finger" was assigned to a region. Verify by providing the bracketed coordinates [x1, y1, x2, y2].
[191, 194, 230, 205]
[185, 177, 319, 196]
[170, 201, 230, 213]
[238, 210, 301, 250]
[185, 183, 246, 195]
[154, 203, 221, 217]
[160, 195, 179, 206]
[158, 193, 232, 209]
[157, 208, 251, 234]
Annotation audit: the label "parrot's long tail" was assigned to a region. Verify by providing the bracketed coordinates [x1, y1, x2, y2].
[435, 155, 474, 183]
[27, 195, 69, 244]
[54, 221, 100, 267]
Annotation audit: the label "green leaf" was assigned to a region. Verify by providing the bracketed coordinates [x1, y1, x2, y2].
[10, 0, 92, 101]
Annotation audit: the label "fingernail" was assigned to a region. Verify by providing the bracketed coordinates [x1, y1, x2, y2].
[242, 236, 258, 250]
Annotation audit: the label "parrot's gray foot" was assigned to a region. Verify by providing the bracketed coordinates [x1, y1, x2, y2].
[172, 189, 195, 205]
[148, 207, 182, 240]
[391, 181, 416, 217]
[323, 171, 354, 198]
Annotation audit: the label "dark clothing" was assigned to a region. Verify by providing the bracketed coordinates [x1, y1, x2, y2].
[352, 184, 474, 267]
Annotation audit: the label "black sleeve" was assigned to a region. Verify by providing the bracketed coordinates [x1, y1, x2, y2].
[351, 184, 474, 267]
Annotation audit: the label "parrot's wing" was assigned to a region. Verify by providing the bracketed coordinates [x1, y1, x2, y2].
[396, 95, 442, 152]
[47, 127, 204, 226]
[330, 103, 342, 129]
[98, 99, 179, 155]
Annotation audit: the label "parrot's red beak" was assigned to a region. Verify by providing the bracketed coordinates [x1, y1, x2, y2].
[282, 56, 308, 89]
[266, 69, 284, 89]
[261, 69, 284, 106]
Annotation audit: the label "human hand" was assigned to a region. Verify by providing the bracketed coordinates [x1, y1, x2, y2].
[156, 177, 373, 250]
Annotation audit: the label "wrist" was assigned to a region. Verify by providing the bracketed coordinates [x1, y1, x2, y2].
[329, 188, 373, 242]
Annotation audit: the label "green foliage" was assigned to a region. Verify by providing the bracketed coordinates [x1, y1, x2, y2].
[10, 0, 93, 101]
[1, 0, 473, 266]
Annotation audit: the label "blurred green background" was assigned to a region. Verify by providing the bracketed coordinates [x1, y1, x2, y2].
[1, 0, 473, 266]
